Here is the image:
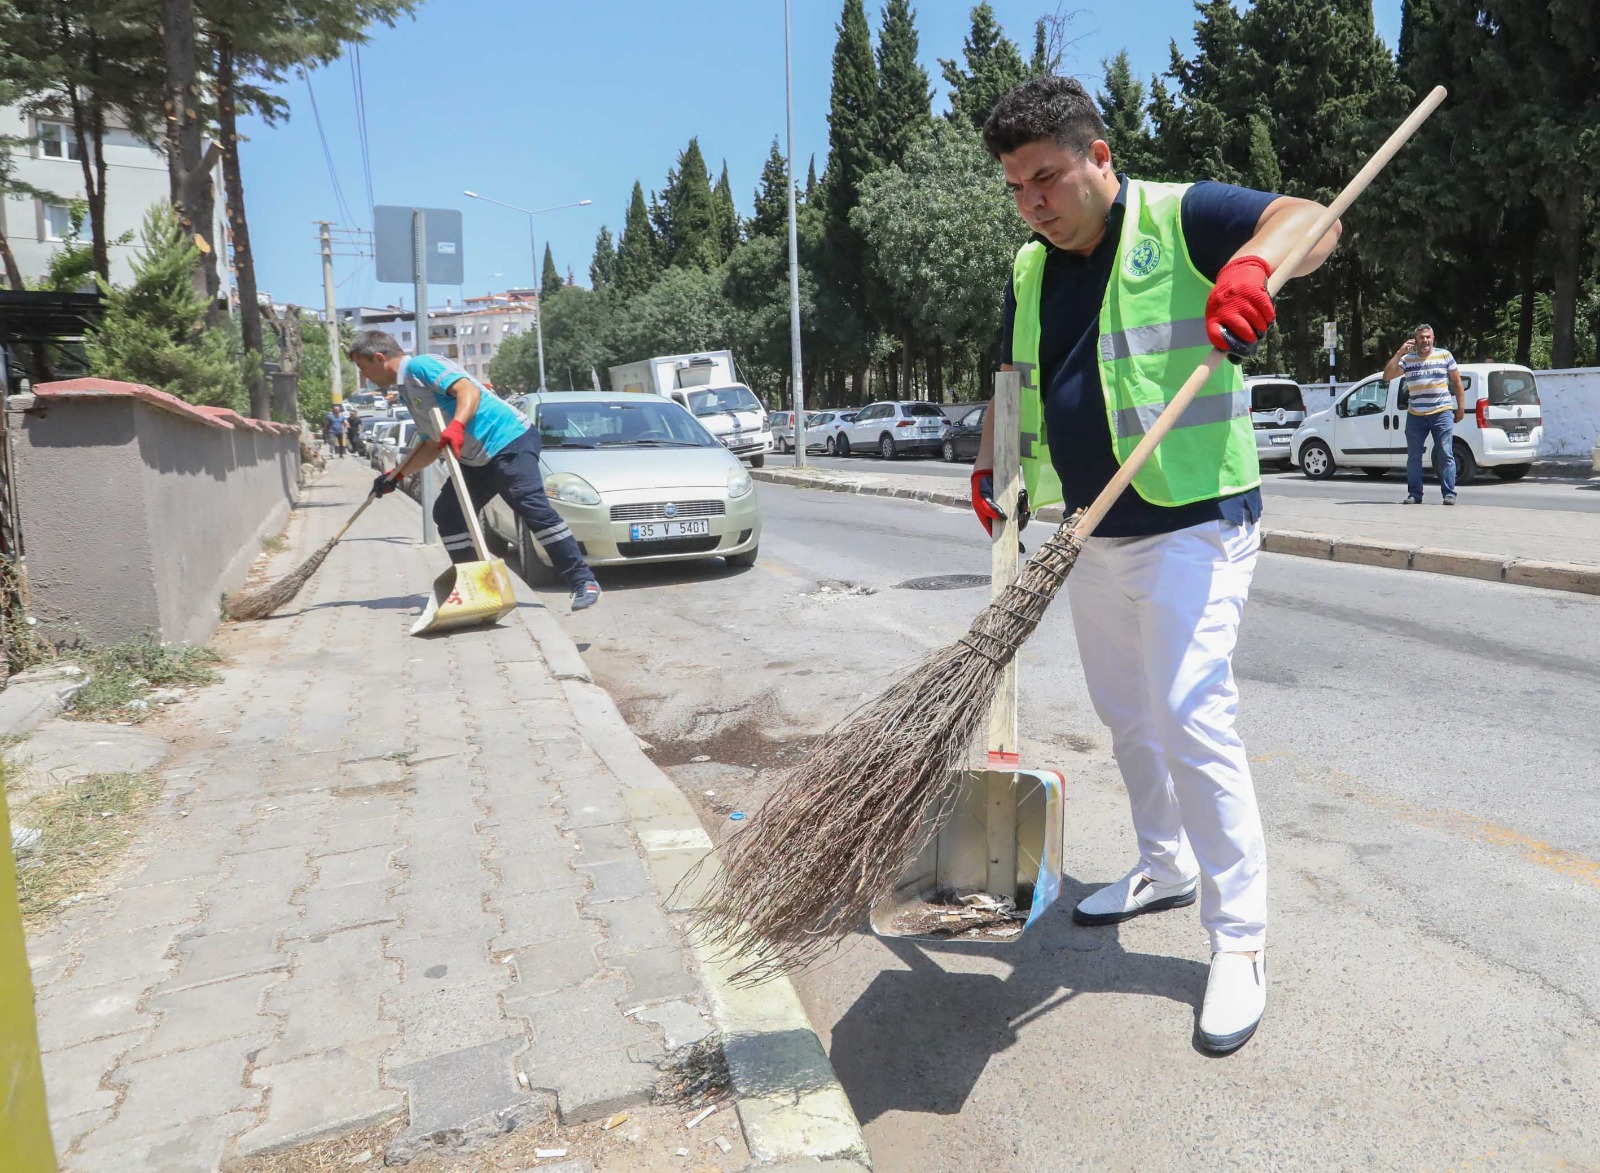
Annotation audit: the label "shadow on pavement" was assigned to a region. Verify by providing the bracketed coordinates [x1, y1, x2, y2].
[299, 594, 426, 613]
[826, 888, 1205, 1125]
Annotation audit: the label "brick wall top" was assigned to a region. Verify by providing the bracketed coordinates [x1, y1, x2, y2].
[31, 379, 300, 436]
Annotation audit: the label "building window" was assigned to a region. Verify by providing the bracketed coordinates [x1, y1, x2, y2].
[464, 343, 476, 356]
[36, 120, 80, 161]
[505, 324, 519, 336]
[481, 343, 494, 358]
[400, 330, 412, 345]
[41, 202, 77, 241]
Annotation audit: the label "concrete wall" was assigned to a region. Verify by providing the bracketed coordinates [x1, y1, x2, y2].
[7, 380, 301, 647]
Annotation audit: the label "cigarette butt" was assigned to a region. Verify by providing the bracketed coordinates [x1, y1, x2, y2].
[516, 1071, 530, 1089]
[602, 1111, 629, 1130]
[534, 1148, 568, 1159]
[685, 1104, 716, 1128]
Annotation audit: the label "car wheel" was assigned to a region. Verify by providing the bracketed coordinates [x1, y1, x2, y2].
[825, 437, 837, 456]
[837, 434, 851, 457]
[1437, 438, 1477, 485]
[518, 521, 560, 587]
[1492, 463, 1532, 482]
[749, 454, 765, 469]
[1299, 439, 1336, 480]
[880, 434, 897, 460]
[1361, 468, 1388, 479]
[726, 544, 758, 568]
[943, 438, 957, 463]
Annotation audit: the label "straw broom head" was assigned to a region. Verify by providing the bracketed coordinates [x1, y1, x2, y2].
[689, 519, 1083, 985]
[224, 534, 340, 621]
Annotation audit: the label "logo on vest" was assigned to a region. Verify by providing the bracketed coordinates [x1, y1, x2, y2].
[1126, 238, 1161, 278]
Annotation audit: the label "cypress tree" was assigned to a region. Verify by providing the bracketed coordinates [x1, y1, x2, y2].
[875, 0, 932, 169]
[589, 225, 617, 290]
[751, 139, 790, 239]
[822, 0, 880, 331]
[616, 180, 661, 296]
[712, 160, 741, 260]
[940, 4, 1028, 130]
[541, 243, 564, 295]
[805, 155, 818, 201]
[658, 138, 722, 273]
[1097, 51, 1158, 178]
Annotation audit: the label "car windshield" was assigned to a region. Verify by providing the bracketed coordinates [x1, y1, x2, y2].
[685, 385, 761, 417]
[536, 399, 718, 449]
[1488, 370, 1539, 407]
[1251, 382, 1304, 412]
[905, 403, 947, 418]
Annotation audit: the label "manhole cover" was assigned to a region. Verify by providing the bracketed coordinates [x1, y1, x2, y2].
[895, 574, 991, 591]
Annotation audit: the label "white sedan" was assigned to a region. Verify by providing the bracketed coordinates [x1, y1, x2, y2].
[484, 392, 762, 582]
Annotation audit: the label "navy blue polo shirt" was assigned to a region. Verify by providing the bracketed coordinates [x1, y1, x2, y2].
[998, 177, 1279, 537]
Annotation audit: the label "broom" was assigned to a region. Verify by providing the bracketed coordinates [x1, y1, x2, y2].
[691, 87, 1447, 985]
[226, 493, 376, 621]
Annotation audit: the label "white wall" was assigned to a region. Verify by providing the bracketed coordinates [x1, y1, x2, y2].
[1533, 367, 1600, 458]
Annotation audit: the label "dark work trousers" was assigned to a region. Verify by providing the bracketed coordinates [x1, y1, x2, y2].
[431, 427, 594, 588]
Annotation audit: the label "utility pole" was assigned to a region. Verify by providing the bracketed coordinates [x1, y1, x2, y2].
[317, 221, 342, 405]
[413, 210, 438, 546]
[784, 0, 806, 467]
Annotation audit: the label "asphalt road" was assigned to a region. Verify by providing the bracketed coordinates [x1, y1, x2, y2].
[554, 483, 1600, 1172]
[790, 452, 1600, 514]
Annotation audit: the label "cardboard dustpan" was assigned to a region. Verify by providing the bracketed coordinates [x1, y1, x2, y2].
[410, 408, 518, 636]
[871, 370, 1066, 943]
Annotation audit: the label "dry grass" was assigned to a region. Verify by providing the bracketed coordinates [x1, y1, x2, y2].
[688, 514, 1084, 983]
[10, 769, 163, 924]
[67, 637, 222, 723]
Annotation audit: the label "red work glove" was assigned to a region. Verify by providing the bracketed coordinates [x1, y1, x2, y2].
[970, 469, 1005, 536]
[1206, 255, 1275, 364]
[439, 419, 466, 457]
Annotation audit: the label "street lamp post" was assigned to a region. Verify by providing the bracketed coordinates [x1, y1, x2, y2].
[784, 0, 806, 467]
[463, 192, 591, 392]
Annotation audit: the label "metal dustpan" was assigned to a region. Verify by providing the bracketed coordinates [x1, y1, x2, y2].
[410, 408, 518, 636]
[871, 371, 1065, 943]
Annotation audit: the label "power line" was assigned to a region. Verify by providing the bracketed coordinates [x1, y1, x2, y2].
[350, 46, 376, 225]
[301, 65, 355, 226]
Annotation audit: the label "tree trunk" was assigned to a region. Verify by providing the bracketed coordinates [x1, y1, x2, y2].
[0, 231, 24, 290]
[1514, 250, 1535, 368]
[216, 33, 267, 418]
[900, 329, 913, 398]
[1546, 185, 1582, 369]
[925, 339, 944, 400]
[164, 0, 221, 317]
[1349, 278, 1365, 382]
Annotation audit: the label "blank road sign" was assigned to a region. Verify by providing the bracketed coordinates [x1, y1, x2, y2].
[374, 206, 464, 285]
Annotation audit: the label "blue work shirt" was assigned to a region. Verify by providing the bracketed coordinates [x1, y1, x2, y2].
[998, 177, 1279, 537]
[397, 354, 529, 467]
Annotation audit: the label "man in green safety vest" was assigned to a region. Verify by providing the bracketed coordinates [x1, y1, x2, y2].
[972, 76, 1342, 1054]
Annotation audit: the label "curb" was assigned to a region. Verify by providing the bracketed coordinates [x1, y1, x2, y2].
[752, 469, 1600, 597]
[505, 579, 872, 1170]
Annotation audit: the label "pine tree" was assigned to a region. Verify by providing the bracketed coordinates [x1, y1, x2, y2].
[615, 180, 661, 296]
[1097, 51, 1157, 178]
[589, 225, 617, 290]
[712, 160, 741, 260]
[542, 243, 564, 295]
[657, 138, 722, 273]
[751, 139, 790, 239]
[87, 203, 250, 409]
[805, 155, 818, 201]
[875, 0, 932, 169]
[940, 4, 1028, 131]
[821, 0, 880, 346]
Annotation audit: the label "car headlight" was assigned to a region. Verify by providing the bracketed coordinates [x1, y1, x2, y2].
[727, 466, 753, 498]
[544, 471, 601, 506]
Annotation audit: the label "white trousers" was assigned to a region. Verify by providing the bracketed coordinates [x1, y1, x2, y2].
[1066, 519, 1267, 952]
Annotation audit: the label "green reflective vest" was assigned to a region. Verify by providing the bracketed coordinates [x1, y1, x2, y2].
[1010, 178, 1260, 509]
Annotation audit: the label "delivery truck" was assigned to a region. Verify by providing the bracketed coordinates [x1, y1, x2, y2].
[608, 350, 771, 466]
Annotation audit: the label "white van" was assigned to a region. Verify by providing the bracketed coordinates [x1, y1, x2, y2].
[1290, 363, 1542, 484]
[1247, 375, 1308, 468]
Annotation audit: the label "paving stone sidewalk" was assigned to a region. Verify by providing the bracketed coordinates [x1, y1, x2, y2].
[24, 458, 713, 1171]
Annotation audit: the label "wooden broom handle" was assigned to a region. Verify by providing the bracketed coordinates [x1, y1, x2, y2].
[430, 406, 493, 562]
[1068, 85, 1448, 542]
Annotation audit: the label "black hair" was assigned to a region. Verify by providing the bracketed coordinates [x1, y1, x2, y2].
[348, 329, 404, 360]
[981, 75, 1108, 161]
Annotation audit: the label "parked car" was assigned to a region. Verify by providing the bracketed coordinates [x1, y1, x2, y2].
[805, 410, 856, 455]
[942, 403, 986, 462]
[1247, 375, 1308, 468]
[771, 411, 796, 453]
[484, 392, 762, 583]
[1290, 363, 1542, 484]
[836, 401, 951, 459]
[370, 420, 416, 473]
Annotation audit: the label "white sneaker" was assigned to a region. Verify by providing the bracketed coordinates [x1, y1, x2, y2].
[1198, 950, 1266, 1053]
[1072, 865, 1198, 926]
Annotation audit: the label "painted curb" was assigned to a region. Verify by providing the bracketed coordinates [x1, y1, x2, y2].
[752, 469, 1600, 597]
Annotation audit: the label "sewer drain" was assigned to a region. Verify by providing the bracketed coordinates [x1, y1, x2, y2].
[895, 574, 991, 591]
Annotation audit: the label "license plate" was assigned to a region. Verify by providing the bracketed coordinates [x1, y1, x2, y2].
[1508, 430, 1529, 442]
[1270, 435, 1291, 445]
[629, 519, 710, 541]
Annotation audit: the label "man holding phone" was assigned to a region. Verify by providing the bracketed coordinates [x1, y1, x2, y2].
[1384, 323, 1466, 505]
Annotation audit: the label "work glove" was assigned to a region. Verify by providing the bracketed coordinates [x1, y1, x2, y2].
[1206, 255, 1275, 364]
[372, 469, 403, 498]
[971, 469, 1005, 535]
[439, 419, 467, 457]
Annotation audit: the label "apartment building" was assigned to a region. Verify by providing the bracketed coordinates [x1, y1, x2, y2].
[341, 289, 540, 386]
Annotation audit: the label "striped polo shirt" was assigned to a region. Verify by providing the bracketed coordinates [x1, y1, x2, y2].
[1401, 348, 1458, 416]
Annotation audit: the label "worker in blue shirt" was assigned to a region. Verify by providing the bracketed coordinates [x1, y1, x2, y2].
[974, 76, 1341, 1054]
[348, 330, 600, 612]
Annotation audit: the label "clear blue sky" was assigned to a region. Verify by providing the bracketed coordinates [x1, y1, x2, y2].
[239, 1, 1402, 313]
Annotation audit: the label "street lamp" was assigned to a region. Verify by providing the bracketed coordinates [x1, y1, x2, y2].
[463, 191, 592, 392]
